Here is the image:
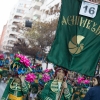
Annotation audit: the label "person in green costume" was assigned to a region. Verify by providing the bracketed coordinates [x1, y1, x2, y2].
[37, 67, 73, 100]
[1, 53, 31, 100]
[72, 86, 88, 100]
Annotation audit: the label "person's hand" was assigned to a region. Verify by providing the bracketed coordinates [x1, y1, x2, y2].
[62, 82, 67, 89]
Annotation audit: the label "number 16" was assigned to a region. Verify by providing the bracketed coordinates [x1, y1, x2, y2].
[83, 6, 95, 14]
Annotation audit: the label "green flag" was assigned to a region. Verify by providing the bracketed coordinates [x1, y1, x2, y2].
[47, 0, 100, 76]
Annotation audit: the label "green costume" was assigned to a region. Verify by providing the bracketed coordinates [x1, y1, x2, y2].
[71, 86, 88, 100]
[37, 79, 73, 100]
[0, 67, 9, 78]
[1, 53, 32, 100]
[1, 77, 30, 100]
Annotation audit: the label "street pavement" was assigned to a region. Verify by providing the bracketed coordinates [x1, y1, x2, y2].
[0, 81, 7, 99]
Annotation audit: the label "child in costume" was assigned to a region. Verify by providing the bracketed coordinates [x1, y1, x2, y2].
[37, 67, 73, 100]
[1, 53, 31, 100]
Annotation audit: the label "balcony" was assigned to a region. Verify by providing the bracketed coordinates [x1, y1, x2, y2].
[12, 18, 22, 23]
[16, 7, 27, 11]
[8, 40, 16, 44]
[3, 48, 10, 52]
[33, 10, 41, 19]
[7, 38, 17, 43]
[46, 0, 60, 8]
[7, 44, 14, 47]
[11, 24, 17, 28]
[6, 46, 12, 51]
[32, 1, 42, 9]
[2, 46, 12, 52]
[14, 12, 23, 17]
[10, 31, 20, 35]
[7, 40, 15, 45]
[3, 38, 16, 45]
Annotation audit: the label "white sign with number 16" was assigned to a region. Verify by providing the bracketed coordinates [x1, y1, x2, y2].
[79, 1, 98, 18]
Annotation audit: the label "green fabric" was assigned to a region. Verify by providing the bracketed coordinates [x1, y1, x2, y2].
[31, 83, 38, 93]
[46, 0, 100, 76]
[0, 70, 8, 77]
[1, 78, 29, 100]
[72, 87, 81, 100]
[22, 81, 30, 95]
[1, 79, 12, 100]
[72, 86, 88, 100]
[37, 80, 73, 100]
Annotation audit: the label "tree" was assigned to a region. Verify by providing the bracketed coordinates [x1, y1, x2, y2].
[25, 19, 58, 56]
[12, 18, 59, 61]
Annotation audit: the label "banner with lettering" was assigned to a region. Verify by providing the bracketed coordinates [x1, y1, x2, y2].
[47, 0, 100, 76]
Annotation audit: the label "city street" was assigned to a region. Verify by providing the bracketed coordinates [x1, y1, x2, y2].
[0, 82, 7, 99]
[0, 0, 100, 100]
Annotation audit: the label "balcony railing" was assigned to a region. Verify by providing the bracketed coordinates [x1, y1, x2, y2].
[12, 18, 22, 23]
[33, 10, 41, 19]
[14, 12, 23, 17]
[7, 44, 14, 47]
[11, 24, 17, 28]
[32, 1, 42, 9]
[6, 38, 17, 43]
[10, 31, 20, 35]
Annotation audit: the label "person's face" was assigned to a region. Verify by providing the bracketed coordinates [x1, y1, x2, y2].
[56, 69, 65, 80]
[92, 78, 98, 86]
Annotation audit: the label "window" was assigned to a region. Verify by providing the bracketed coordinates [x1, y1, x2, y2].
[24, 4, 30, 8]
[18, 3, 24, 7]
[16, 9, 24, 14]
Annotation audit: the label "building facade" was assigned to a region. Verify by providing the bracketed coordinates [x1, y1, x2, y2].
[1, 0, 32, 52]
[0, 24, 7, 51]
[0, 0, 61, 52]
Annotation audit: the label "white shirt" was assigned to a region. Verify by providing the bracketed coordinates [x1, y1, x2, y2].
[56, 82, 62, 100]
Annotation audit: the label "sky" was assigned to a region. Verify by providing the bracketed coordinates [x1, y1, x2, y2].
[0, 0, 18, 36]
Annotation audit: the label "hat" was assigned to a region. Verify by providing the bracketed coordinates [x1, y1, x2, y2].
[10, 53, 31, 74]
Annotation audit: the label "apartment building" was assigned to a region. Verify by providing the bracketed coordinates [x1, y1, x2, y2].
[1, 0, 32, 52]
[24, 0, 45, 22]
[0, 0, 60, 52]
[0, 24, 7, 51]
[24, 0, 60, 23]
[25, 0, 61, 22]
